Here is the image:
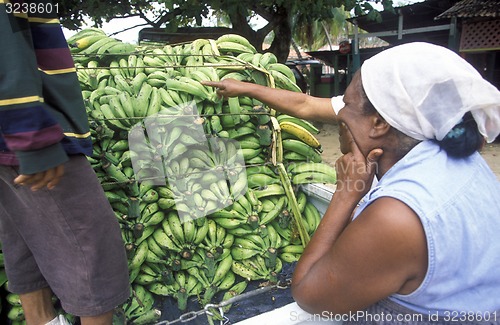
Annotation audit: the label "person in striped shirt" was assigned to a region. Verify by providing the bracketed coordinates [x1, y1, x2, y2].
[0, 1, 130, 324]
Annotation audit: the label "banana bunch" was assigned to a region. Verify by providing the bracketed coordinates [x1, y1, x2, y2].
[5, 292, 24, 324]
[287, 161, 337, 186]
[147, 270, 204, 311]
[2, 286, 76, 325]
[67, 28, 136, 64]
[73, 29, 337, 321]
[0, 245, 22, 323]
[275, 113, 326, 164]
[1, 245, 78, 324]
[122, 284, 162, 324]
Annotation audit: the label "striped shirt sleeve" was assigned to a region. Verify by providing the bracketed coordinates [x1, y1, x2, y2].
[0, 0, 81, 174]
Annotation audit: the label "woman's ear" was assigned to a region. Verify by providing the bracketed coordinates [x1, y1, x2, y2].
[369, 113, 391, 138]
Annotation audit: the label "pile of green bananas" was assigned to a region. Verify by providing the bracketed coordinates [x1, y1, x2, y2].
[72, 29, 337, 324]
[0, 243, 25, 324]
[68, 28, 136, 65]
[1, 291, 75, 325]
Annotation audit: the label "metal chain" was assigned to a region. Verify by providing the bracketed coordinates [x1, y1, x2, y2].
[152, 278, 291, 325]
[96, 161, 276, 188]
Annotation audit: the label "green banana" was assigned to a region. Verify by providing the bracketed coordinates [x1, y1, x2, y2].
[280, 252, 301, 263]
[268, 63, 296, 82]
[216, 34, 257, 53]
[95, 38, 123, 57]
[260, 195, 286, 225]
[67, 27, 106, 45]
[287, 161, 335, 175]
[304, 201, 322, 233]
[267, 223, 282, 249]
[259, 52, 278, 68]
[167, 212, 185, 245]
[134, 272, 159, 286]
[221, 280, 248, 312]
[140, 188, 159, 204]
[134, 82, 153, 119]
[6, 293, 21, 306]
[253, 184, 285, 199]
[282, 139, 322, 163]
[164, 77, 209, 101]
[270, 70, 302, 93]
[231, 246, 260, 260]
[281, 244, 305, 254]
[7, 305, 25, 321]
[99, 103, 128, 130]
[217, 270, 236, 291]
[211, 216, 245, 230]
[234, 237, 264, 252]
[142, 210, 164, 228]
[75, 34, 110, 52]
[283, 151, 308, 161]
[212, 254, 233, 284]
[114, 74, 133, 95]
[292, 171, 337, 185]
[147, 282, 174, 296]
[128, 240, 149, 270]
[130, 308, 161, 325]
[231, 260, 260, 281]
[131, 72, 148, 94]
[152, 227, 180, 252]
[146, 86, 161, 116]
[247, 173, 281, 189]
[182, 218, 197, 244]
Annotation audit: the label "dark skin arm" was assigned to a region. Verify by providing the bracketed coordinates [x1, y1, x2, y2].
[202, 79, 337, 122]
[291, 132, 428, 314]
[14, 165, 64, 191]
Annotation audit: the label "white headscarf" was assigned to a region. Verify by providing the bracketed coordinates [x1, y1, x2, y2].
[359, 42, 500, 143]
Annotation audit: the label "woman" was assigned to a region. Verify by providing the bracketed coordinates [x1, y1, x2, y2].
[204, 42, 500, 324]
[292, 43, 500, 324]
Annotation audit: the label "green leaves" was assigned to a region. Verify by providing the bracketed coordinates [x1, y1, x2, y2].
[59, 0, 393, 62]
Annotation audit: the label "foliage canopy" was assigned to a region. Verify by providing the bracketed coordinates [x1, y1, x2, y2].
[58, 0, 393, 61]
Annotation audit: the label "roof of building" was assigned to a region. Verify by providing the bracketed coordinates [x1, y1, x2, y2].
[435, 0, 500, 19]
[347, 0, 460, 47]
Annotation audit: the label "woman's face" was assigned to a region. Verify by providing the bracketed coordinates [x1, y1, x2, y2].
[338, 121, 353, 154]
[337, 72, 375, 156]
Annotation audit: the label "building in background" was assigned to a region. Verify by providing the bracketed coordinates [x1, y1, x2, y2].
[306, 0, 499, 97]
[435, 0, 499, 89]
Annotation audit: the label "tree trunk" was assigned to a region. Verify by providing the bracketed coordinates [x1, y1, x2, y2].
[267, 10, 292, 63]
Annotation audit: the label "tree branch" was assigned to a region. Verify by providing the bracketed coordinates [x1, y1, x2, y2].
[155, 7, 183, 27]
[107, 22, 150, 37]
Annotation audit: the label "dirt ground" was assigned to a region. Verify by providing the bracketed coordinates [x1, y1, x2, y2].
[314, 122, 500, 181]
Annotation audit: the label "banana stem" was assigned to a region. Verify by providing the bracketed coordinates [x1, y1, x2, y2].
[270, 116, 283, 164]
[265, 247, 277, 269]
[127, 197, 141, 220]
[204, 251, 217, 279]
[176, 288, 188, 311]
[276, 163, 310, 247]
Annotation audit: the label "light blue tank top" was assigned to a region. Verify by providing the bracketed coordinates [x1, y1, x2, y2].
[353, 140, 500, 316]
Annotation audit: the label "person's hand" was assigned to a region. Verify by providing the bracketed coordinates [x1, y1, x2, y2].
[14, 164, 65, 191]
[335, 132, 383, 201]
[201, 78, 247, 98]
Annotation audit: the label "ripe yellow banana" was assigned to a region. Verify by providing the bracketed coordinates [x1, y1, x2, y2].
[280, 121, 321, 149]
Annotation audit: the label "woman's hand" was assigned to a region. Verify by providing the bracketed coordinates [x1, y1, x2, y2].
[201, 78, 248, 98]
[335, 131, 383, 201]
[14, 164, 65, 191]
